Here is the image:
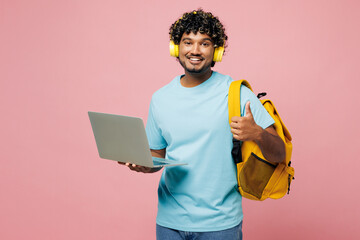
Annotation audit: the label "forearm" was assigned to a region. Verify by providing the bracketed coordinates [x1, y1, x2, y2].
[230, 102, 286, 163]
[255, 126, 285, 164]
[148, 149, 166, 173]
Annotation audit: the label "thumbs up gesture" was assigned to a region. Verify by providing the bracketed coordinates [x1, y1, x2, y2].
[230, 101, 263, 141]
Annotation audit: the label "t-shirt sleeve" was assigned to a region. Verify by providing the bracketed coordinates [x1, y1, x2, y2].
[145, 98, 167, 150]
[240, 85, 275, 129]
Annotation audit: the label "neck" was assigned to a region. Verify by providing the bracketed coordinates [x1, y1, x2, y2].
[180, 70, 213, 88]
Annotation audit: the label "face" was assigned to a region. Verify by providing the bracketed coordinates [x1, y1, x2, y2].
[178, 32, 215, 75]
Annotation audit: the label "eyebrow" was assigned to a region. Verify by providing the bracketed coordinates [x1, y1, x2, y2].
[181, 37, 213, 42]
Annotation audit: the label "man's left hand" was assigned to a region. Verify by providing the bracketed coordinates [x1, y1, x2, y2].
[230, 101, 263, 141]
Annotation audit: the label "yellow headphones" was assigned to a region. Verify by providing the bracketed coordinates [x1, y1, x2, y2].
[169, 11, 224, 62]
[169, 40, 224, 62]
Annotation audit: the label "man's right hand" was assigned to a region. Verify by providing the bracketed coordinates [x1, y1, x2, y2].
[117, 148, 165, 173]
[117, 162, 161, 173]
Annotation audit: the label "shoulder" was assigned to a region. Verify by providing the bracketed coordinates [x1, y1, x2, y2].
[240, 84, 256, 98]
[213, 71, 234, 85]
[210, 72, 234, 93]
[238, 82, 259, 110]
[151, 75, 181, 101]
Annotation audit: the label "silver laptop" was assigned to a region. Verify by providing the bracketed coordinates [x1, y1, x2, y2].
[88, 111, 186, 168]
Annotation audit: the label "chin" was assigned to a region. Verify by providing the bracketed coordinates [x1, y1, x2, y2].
[187, 65, 212, 75]
[186, 67, 204, 74]
[184, 63, 210, 74]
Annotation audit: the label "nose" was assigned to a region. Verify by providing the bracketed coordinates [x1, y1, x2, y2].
[190, 43, 201, 55]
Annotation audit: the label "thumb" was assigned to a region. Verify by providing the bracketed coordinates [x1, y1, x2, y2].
[245, 101, 253, 117]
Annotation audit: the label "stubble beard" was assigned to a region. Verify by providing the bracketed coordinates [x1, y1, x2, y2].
[178, 57, 212, 75]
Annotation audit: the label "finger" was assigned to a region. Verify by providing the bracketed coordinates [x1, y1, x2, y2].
[245, 101, 253, 117]
[128, 165, 138, 171]
[128, 163, 137, 170]
[131, 168, 140, 172]
[230, 128, 239, 135]
[230, 119, 245, 129]
[231, 116, 241, 122]
[139, 166, 150, 173]
[232, 133, 241, 141]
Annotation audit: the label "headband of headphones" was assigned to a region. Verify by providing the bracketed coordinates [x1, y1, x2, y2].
[169, 11, 225, 62]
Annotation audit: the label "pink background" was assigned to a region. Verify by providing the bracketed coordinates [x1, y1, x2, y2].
[1, 0, 359, 239]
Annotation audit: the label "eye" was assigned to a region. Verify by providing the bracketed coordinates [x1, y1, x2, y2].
[184, 41, 191, 46]
[201, 42, 210, 47]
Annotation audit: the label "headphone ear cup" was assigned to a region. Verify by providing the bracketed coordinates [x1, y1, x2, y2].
[213, 46, 224, 62]
[169, 41, 179, 57]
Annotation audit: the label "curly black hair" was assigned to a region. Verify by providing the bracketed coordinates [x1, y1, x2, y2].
[169, 9, 228, 50]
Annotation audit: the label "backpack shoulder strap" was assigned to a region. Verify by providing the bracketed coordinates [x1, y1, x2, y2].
[228, 80, 252, 125]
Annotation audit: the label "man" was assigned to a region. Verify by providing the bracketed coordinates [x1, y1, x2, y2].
[119, 9, 285, 240]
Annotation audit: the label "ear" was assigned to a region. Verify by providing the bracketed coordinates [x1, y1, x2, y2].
[213, 46, 224, 62]
[169, 40, 179, 57]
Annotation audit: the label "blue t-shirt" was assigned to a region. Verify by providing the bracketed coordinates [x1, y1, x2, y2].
[146, 72, 274, 232]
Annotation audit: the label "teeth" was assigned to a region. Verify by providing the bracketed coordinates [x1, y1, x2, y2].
[190, 58, 201, 61]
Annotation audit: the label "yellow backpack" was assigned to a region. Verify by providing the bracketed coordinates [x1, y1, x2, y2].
[228, 80, 294, 201]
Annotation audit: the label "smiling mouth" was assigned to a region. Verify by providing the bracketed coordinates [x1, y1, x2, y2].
[187, 56, 204, 64]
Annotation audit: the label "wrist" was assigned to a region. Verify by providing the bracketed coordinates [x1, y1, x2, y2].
[254, 126, 266, 144]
